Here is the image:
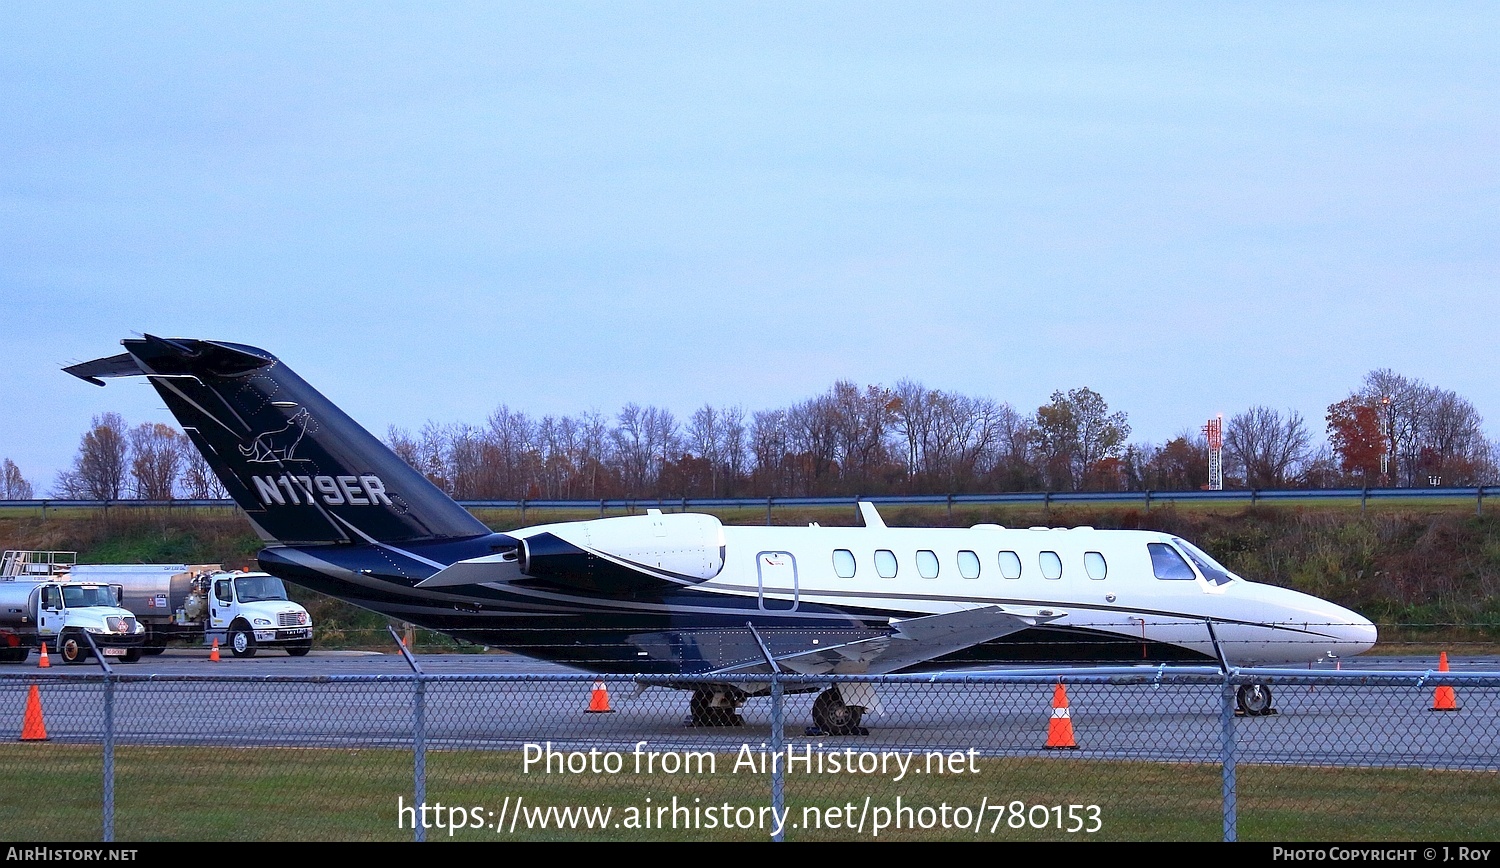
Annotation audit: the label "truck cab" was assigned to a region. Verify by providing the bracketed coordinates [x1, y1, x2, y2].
[208, 571, 313, 658]
[33, 580, 147, 664]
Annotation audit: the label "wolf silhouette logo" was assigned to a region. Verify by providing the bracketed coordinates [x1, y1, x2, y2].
[239, 407, 314, 463]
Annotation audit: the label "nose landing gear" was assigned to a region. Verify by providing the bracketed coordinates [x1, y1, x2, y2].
[1236, 683, 1276, 716]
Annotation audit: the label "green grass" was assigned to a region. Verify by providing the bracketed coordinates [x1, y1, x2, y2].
[2, 745, 1495, 842]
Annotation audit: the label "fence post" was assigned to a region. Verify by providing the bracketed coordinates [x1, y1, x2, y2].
[414, 674, 427, 842]
[103, 672, 115, 842]
[766, 498, 773, 527]
[770, 674, 785, 842]
[1479, 487, 1486, 518]
[391, 625, 427, 842]
[1220, 677, 1238, 842]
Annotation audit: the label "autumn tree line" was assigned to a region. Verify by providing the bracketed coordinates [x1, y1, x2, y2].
[4, 368, 1495, 502]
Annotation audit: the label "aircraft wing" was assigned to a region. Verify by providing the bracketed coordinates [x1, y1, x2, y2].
[712, 605, 1064, 677]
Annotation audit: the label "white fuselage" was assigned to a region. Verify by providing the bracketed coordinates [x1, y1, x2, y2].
[515, 511, 1378, 668]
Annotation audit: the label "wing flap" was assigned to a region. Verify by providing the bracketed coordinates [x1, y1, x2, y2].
[714, 605, 1064, 677]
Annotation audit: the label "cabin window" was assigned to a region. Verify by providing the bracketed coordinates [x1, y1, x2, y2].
[998, 551, 1022, 579]
[875, 549, 898, 578]
[1039, 551, 1063, 580]
[916, 550, 939, 578]
[957, 550, 981, 579]
[832, 549, 856, 578]
[1084, 551, 1107, 580]
[1148, 543, 1197, 580]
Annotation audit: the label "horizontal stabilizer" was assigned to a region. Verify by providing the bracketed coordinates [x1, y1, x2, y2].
[63, 353, 142, 386]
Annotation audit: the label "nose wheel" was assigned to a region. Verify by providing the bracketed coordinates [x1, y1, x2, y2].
[1236, 683, 1276, 716]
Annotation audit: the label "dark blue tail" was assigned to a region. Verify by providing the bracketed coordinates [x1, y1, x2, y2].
[66, 336, 491, 545]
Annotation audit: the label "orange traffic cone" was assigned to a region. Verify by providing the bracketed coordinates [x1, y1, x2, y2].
[210, 638, 220, 662]
[37, 643, 49, 669]
[1044, 683, 1078, 750]
[585, 680, 615, 714]
[21, 685, 48, 741]
[1431, 651, 1458, 712]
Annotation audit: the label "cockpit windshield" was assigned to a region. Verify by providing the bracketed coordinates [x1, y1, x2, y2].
[233, 574, 290, 603]
[1171, 538, 1239, 586]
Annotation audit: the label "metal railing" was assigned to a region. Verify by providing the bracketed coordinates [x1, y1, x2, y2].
[1, 485, 1494, 520]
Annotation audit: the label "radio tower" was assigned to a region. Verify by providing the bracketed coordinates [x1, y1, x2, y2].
[1204, 415, 1223, 491]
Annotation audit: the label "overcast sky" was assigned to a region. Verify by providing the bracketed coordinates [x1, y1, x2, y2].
[2, 3, 1496, 492]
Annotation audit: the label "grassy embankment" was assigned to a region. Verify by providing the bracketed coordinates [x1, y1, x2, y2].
[1, 500, 1497, 652]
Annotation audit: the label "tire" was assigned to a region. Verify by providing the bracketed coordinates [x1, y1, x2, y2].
[1237, 683, 1273, 716]
[687, 688, 743, 727]
[286, 641, 312, 657]
[812, 687, 865, 735]
[141, 646, 166, 656]
[59, 633, 89, 665]
[0, 646, 28, 664]
[228, 625, 256, 658]
[120, 649, 142, 663]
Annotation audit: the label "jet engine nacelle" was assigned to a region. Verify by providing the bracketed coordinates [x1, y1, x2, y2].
[520, 510, 726, 582]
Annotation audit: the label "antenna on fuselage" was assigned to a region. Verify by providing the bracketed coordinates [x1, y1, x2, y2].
[858, 501, 886, 529]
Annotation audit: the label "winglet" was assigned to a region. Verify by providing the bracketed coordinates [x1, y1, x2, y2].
[858, 501, 886, 529]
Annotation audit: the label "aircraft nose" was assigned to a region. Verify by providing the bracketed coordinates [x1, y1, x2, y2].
[1331, 607, 1378, 658]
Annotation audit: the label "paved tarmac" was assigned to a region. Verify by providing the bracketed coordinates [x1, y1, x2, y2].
[5, 648, 1497, 770]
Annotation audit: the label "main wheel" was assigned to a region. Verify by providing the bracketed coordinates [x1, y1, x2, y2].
[59, 634, 89, 665]
[228, 625, 256, 658]
[687, 688, 743, 727]
[1237, 683, 1273, 716]
[812, 687, 865, 735]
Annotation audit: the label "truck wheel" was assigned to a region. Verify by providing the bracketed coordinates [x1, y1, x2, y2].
[286, 641, 312, 657]
[0, 647, 28, 664]
[229, 625, 256, 658]
[120, 649, 142, 663]
[59, 634, 89, 665]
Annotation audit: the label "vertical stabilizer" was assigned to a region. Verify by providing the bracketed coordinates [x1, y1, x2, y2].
[65, 336, 491, 545]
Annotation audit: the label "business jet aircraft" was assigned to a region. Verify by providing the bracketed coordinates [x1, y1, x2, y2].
[67, 337, 1377, 733]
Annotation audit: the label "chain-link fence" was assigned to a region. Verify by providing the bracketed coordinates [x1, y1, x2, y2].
[3, 665, 1498, 842]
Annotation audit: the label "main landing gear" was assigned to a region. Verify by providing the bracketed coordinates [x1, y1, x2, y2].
[808, 687, 868, 737]
[685, 687, 745, 727]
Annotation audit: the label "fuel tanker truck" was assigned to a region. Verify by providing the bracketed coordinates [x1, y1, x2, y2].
[69, 563, 314, 658]
[0, 550, 148, 664]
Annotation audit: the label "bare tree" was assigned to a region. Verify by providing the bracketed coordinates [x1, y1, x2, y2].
[179, 444, 228, 499]
[750, 409, 790, 496]
[129, 422, 185, 499]
[687, 405, 724, 496]
[1224, 406, 1310, 488]
[1, 459, 33, 499]
[55, 413, 130, 499]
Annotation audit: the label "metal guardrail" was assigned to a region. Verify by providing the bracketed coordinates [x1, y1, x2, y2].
[1, 485, 1493, 518]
